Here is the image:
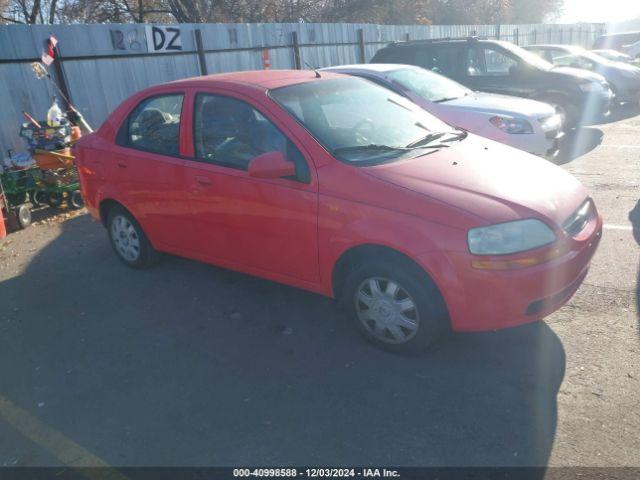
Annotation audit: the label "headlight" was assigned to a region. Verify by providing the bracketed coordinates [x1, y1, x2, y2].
[579, 82, 603, 92]
[540, 113, 562, 131]
[489, 116, 533, 134]
[468, 219, 556, 255]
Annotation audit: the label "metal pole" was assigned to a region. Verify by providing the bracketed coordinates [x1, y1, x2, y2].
[357, 29, 366, 63]
[194, 29, 208, 76]
[291, 31, 302, 69]
[513, 28, 519, 45]
[51, 45, 72, 111]
[495, 24, 501, 40]
[404, 33, 410, 42]
[532, 29, 537, 44]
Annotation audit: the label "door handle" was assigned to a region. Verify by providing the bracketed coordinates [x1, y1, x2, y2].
[117, 159, 128, 168]
[195, 175, 212, 186]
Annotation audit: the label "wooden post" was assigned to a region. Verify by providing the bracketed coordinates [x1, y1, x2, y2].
[357, 29, 366, 63]
[194, 29, 208, 76]
[291, 31, 302, 69]
[52, 45, 73, 111]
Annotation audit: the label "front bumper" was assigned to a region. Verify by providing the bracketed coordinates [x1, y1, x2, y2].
[581, 87, 614, 120]
[418, 211, 603, 332]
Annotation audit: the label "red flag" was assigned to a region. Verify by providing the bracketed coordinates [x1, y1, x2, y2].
[41, 36, 58, 66]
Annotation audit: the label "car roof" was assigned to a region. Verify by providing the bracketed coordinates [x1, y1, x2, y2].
[321, 63, 412, 74]
[164, 69, 346, 90]
[526, 44, 572, 49]
[384, 37, 503, 48]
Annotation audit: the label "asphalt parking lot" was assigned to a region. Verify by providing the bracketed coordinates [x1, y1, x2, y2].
[0, 106, 639, 469]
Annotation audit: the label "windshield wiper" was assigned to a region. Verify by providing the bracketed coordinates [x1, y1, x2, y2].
[332, 144, 411, 156]
[405, 132, 448, 148]
[434, 96, 461, 103]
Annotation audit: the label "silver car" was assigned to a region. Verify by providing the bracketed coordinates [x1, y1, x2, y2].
[321, 64, 563, 158]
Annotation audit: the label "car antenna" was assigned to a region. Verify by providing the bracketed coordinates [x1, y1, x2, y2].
[304, 61, 321, 78]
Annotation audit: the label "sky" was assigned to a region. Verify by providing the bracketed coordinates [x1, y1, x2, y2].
[558, 0, 640, 24]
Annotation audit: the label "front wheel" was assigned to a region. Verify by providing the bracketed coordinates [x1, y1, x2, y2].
[15, 204, 32, 229]
[107, 206, 159, 269]
[342, 259, 449, 353]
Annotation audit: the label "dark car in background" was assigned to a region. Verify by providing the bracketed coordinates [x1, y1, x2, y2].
[526, 45, 640, 104]
[371, 37, 613, 126]
[593, 31, 640, 52]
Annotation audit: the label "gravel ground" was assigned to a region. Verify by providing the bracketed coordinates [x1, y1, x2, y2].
[0, 106, 638, 469]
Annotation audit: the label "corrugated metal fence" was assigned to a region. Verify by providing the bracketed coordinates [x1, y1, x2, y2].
[0, 21, 605, 154]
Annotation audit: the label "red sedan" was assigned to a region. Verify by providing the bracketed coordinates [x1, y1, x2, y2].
[75, 70, 602, 352]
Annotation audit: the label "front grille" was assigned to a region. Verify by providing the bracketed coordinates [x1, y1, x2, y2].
[562, 199, 594, 237]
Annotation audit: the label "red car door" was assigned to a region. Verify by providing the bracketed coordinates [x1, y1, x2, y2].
[180, 90, 320, 283]
[110, 91, 192, 250]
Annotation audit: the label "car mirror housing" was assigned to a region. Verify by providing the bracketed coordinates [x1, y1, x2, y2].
[248, 151, 296, 179]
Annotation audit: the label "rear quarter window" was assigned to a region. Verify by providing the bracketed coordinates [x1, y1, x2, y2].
[371, 47, 417, 65]
[415, 45, 460, 77]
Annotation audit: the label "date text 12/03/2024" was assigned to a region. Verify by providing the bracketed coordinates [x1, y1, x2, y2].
[233, 468, 400, 478]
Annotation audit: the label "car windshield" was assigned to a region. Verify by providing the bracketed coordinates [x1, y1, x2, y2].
[500, 42, 554, 71]
[270, 77, 461, 165]
[386, 67, 471, 103]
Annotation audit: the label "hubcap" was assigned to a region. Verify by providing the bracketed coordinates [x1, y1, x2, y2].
[111, 215, 141, 262]
[355, 277, 419, 344]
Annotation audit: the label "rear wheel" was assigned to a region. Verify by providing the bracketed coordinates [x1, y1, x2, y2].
[68, 190, 84, 209]
[47, 192, 63, 208]
[107, 206, 159, 269]
[342, 258, 449, 353]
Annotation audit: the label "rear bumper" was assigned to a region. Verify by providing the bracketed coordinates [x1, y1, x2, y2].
[418, 214, 603, 332]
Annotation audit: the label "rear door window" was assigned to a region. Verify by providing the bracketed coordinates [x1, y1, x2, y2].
[123, 94, 183, 156]
[466, 46, 518, 76]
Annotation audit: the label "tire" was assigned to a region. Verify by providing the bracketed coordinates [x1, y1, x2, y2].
[29, 190, 47, 207]
[543, 95, 579, 129]
[68, 190, 84, 209]
[342, 258, 449, 353]
[106, 205, 159, 269]
[15, 204, 31, 229]
[47, 192, 63, 208]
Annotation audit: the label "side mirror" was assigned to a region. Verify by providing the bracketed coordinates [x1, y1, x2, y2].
[248, 151, 296, 179]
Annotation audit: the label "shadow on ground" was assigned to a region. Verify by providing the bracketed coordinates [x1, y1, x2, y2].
[596, 103, 640, 125]
[0, 216, 565, 469]
[629, 200, 640, 338]
[555, 127, 603, 165]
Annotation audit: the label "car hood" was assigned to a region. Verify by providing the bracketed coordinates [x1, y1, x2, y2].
[551, 66, 607, 83]
[441, 92, 556, 118]
[363, 135, 586, 227]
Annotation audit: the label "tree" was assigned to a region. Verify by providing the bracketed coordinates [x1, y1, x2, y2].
[0, 0, 565, 24]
